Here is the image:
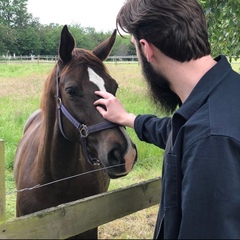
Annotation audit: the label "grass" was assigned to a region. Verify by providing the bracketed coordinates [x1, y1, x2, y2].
[0, 62, 163, 238]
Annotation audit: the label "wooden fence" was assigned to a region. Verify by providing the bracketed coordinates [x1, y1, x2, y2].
[0, 140, 5, 223]
[0, 140, 162, 239]
[0, 55, 139, 64]
[1, 56, 239, 72]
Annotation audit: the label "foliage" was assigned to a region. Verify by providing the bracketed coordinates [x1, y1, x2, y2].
[0, 0, 239, 58]
[0, 0, 133, 57]
[38, 24, 62, 55]
[200, 0, 240, 60]
[0, 0, 30, 28]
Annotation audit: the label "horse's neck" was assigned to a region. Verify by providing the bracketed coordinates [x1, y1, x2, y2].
[39, 118, 84, 180]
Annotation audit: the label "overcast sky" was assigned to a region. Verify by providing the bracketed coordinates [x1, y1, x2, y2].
[27, 0, 126, 32]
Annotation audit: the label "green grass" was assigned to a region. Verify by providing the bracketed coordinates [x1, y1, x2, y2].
[0, 63, 54, 78]
[231, 61, 240, 73]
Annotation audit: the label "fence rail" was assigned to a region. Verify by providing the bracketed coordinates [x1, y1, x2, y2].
[0, 55, 139, 64]
[0, 178, 161, 239]
[0, 55, 58, 64]
[1, 56, 239, 72]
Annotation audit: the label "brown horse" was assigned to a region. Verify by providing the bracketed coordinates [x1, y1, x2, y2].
[14, 25, 137, 239]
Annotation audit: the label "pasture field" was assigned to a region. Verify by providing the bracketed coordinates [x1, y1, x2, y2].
[0, 59, 239, 239]
[0, 62, 163, 239]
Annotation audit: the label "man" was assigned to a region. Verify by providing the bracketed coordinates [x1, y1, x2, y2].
[94, 0, 240, 239]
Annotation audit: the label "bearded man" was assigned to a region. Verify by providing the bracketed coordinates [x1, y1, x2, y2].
[94, 0, 240, 239]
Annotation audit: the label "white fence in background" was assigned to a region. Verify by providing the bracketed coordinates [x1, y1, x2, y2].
[0, 55, 139, 64]
[1, 55, 239, 72]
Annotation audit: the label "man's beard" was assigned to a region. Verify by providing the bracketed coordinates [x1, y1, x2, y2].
[139, 49, 181, 115]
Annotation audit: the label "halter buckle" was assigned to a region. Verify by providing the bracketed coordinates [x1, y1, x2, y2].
[79, 124, 88, 138]
[57, 97, 62, 109]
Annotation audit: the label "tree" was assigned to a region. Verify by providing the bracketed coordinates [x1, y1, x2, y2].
[200, 0, 240, 60]
[0, 0, 239, 58]
[111, 35, 136, 56]
[0, 0, 42, 55]
[38, 24, 62, 55]
[83, 27, 111, 50]
[68, 24, 90, 50]
[0, 0, 31, 28]
[16, 26, 41, 55]
[0, 24, 18, 55]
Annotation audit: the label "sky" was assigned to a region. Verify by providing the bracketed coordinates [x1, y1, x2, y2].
[27, 0, 126, 32]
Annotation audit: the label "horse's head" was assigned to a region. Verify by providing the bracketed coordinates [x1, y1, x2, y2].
[55, 25, 137, 178]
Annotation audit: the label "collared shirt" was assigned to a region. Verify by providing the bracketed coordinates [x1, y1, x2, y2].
[134, 55, 240, 239]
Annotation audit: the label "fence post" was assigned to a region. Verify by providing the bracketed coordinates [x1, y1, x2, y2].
[0, 140, 6, 222]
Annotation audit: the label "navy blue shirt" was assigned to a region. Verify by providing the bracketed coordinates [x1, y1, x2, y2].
[134, 55, 240, 239]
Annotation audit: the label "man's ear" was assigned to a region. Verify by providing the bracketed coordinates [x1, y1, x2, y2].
[139, 39, 154, 62]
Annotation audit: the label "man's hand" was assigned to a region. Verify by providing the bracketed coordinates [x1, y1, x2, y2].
[94, 91, 136, 128]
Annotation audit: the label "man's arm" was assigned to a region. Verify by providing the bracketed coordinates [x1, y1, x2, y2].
[94, 91, 171, 148]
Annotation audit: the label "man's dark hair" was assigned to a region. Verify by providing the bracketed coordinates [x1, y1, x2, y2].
[116, 0, 211, 62]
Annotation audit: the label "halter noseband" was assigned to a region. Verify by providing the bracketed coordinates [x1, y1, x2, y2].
[56, 65, 118, 165]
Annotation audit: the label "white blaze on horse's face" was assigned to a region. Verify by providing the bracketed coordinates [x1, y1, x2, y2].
[87, 67, 136, 173]
[88, 67, 107, 92]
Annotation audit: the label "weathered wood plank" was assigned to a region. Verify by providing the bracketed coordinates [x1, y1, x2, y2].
[0, 140, 5, 223]
[0, 177, 161, 239]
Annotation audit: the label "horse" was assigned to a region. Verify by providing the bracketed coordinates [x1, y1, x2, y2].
[14, 25, 137, 239]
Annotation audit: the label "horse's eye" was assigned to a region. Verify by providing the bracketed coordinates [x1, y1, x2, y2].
[66, 87, 76, 97]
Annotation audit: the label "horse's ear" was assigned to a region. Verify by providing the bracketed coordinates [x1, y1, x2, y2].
[92, 29, 116, 61]
[59, 25, 75, 63]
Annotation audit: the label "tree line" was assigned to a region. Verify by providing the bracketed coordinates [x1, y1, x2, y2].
[0, 0, 239, 59]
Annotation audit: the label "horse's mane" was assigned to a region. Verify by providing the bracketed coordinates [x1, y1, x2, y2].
[68, 48, 108, 74]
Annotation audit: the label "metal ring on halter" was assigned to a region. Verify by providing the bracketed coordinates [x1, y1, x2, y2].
[79, 124, 89, 138]
[57, 97, 62, 109]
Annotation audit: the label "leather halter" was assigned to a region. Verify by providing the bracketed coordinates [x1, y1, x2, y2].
[56, 65, 118, 165]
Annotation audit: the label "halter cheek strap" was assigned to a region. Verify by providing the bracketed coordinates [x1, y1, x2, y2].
[56, 65, 119, 165]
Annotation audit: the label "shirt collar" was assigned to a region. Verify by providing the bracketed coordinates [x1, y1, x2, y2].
[175, 55, 232, 121]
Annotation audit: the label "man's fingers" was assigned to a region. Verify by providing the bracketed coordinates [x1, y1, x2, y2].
[94, 98, 105, 106]
[96, 106, 106, 116]
[94, 91, 115, 106]
[95, 91, 113, 98]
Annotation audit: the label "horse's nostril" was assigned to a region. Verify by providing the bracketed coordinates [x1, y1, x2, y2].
[108, 149, 122, 165]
